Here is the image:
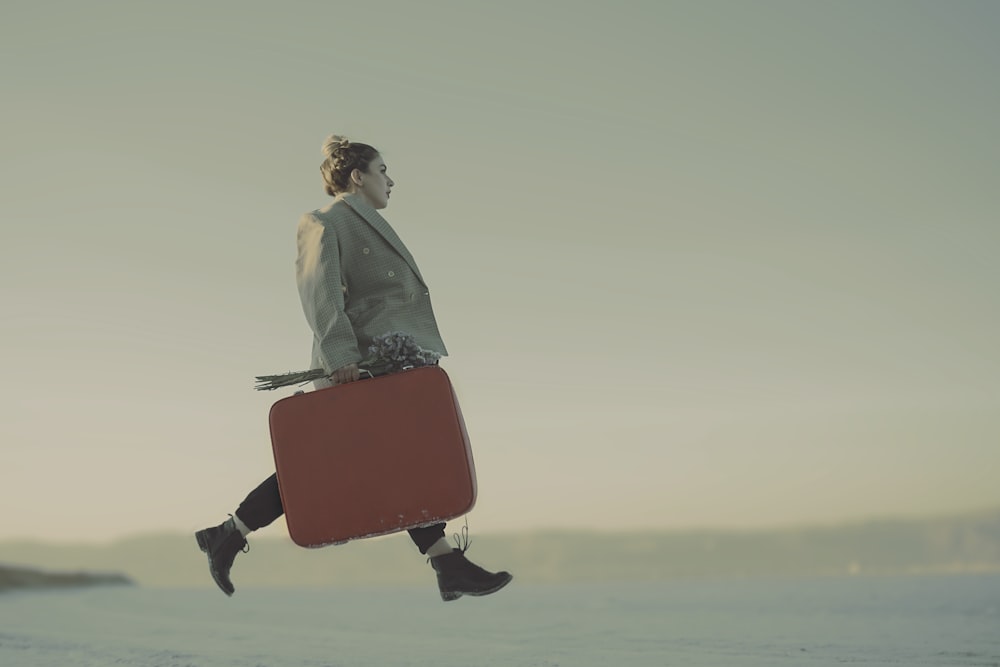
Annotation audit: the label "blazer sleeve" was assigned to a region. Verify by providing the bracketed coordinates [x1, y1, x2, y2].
[295, 214, 363, 372]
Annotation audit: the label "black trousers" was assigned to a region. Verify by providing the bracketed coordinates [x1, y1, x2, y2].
[234, 474, 447, 555]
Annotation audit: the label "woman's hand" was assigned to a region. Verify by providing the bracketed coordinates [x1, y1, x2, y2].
[329, 363, 361, 385]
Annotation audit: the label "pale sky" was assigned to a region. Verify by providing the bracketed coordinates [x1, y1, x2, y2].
[2, 1, 998, 543]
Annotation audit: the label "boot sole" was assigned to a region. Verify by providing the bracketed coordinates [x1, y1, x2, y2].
[440, 573, 513, 602]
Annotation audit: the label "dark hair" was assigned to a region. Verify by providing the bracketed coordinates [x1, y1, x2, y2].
[319, 135, 380, 196]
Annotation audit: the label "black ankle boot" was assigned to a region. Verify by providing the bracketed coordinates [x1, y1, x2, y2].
[430, 549, 513, 601]
[194, 516, 248, 597]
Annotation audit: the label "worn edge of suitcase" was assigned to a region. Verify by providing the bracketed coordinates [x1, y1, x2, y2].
[267, 365, 478, 548]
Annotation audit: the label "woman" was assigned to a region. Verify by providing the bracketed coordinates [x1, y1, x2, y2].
[195, 135, 512, 602]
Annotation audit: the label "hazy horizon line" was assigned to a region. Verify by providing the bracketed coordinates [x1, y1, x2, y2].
[4, 504, 998, 547]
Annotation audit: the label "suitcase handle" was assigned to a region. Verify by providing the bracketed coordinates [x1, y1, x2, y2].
[292, 366, 420, 394]
[359, 365, 417, 380]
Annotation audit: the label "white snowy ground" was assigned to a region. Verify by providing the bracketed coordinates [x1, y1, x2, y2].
[1, 576, 998, 667]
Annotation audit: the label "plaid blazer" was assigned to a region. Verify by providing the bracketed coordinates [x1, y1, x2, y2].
[295, 193, 448, 386]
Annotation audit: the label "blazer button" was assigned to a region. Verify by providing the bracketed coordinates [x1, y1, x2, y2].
[388, 271, 395, 277]
[362, 248, 370, 255]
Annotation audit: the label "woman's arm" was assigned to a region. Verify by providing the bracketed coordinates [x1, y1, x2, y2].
[295, 215, 364, 376]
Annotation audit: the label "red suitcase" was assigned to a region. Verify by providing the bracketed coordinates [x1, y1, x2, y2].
[267, 365, 477, 548]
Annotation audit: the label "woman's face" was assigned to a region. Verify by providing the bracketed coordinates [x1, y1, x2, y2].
[354, 155, 394, 209]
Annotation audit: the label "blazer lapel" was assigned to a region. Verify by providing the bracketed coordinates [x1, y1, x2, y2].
[342, 194, 426, 285]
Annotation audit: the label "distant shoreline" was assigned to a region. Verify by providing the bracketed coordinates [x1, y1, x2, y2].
[0, 564, 133, 593]
[2, 507, 998, 588]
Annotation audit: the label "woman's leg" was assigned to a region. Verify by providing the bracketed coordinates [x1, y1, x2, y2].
[234, 473, 285, 530]
[407, 522, 447, 554]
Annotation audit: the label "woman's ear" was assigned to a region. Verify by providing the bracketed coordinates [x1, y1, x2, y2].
[350, 168, 364, 188]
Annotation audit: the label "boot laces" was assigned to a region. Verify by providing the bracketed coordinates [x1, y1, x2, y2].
[450, 518, 471, 554]
[228, 514, 251, 554]
[427, 518, 471, 564]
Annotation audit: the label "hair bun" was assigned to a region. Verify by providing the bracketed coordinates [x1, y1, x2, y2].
[321, 134, 351, 160]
